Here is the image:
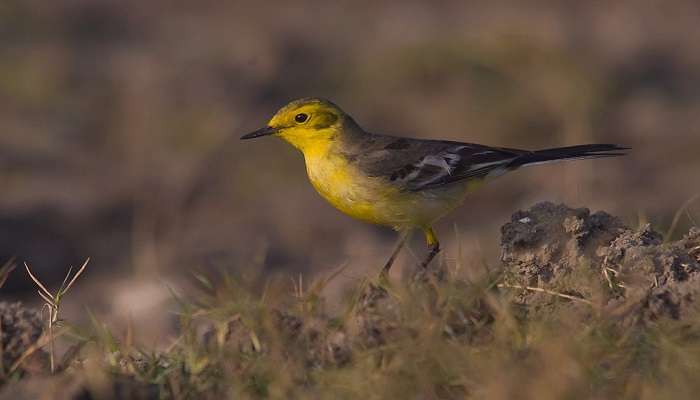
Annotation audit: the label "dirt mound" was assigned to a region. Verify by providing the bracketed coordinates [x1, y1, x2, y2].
[603, 226, 700, 322]
[500, 202, 700, 323]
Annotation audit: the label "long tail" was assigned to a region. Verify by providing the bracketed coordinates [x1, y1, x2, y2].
[507, 144, 629, 169]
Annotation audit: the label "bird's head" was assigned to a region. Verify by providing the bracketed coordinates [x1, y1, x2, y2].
[241, 98, 356, 151]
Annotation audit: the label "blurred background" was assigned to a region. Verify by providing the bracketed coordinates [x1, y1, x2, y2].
[1, 0, 698, 341]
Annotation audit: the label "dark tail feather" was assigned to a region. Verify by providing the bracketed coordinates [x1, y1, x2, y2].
[507, 144, 629, 169]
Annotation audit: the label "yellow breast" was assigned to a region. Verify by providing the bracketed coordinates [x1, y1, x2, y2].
[304, 150, 396, 226]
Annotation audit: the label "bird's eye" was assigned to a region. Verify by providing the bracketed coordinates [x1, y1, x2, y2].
[294, 113, 309, 123]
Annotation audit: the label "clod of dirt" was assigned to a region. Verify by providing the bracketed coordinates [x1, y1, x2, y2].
[500, 202, 700, 323]
[500, 202, 626, 309]
[353, 283, 403, 349]
[273, 312, 352, 368]
[0, 302, 46, 376]
[600, 226, 700, 322]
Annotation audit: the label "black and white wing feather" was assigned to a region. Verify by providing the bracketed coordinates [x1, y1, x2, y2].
[341, 134, 526, 192]
[341, 133, 626, 192]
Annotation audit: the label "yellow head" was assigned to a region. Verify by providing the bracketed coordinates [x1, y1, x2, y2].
[241, 98, 353, 152]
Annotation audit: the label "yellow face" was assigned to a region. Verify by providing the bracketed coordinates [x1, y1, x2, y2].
[241, 98, 346, 152]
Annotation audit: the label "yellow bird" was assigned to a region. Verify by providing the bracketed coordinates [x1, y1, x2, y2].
[241, 98, 626, 275]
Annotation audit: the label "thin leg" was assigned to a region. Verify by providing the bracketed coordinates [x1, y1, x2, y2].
[420, 227, 441, 268]
[381, 231, 409, 277]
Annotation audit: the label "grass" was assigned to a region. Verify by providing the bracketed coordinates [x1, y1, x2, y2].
[23, 259, 89, 373]
[1, 261, 697, 399]
[1, 202, 700, 399]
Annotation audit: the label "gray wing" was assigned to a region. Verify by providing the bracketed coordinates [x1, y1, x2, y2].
[341, 134, 528, 192]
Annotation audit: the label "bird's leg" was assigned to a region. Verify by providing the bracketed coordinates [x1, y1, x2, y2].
[420, 243, 441, 268]
[381, 230, 410, 277]
[420, 227, 441, 268]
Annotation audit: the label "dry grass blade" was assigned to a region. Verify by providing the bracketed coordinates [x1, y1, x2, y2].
[665, 193, 700, 241]
[23, 263, 54, 302]
[59, 266, 73, 295]
[62, 258, 90, 296]
[37, 291, 55, 310]
[291, 274, 304, 299]
[686, 208, 698, 227]
[7, 327, 69, 375]
[310, 261, 350, 295]
[498, 282, 593, 305]
[0, 257, 16, 290]
[602, 257, 614, 290]
[22, 259, 90, 374]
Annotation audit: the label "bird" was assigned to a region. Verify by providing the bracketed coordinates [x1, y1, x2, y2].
[241, 98, 627, 276]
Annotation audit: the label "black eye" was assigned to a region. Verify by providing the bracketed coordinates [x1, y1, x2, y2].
[294, 113, 309, 123]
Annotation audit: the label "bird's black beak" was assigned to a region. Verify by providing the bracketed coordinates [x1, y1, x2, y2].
[240, 126, 277, 140]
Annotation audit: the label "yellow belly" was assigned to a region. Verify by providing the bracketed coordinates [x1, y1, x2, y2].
[303, 152, 475, 230]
